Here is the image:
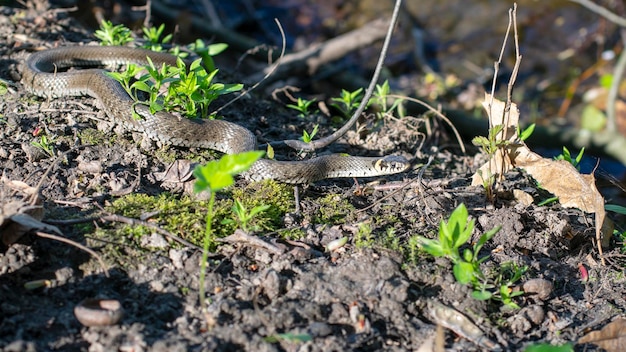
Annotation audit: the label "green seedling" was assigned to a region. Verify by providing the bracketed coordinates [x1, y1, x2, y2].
[0, 79, 7, 96]
[109, 55, 242, 120]
[141, 23, 172, 52]
[286, 97, 318, 118]
[188, 39, 228, 73]
[193, 150, 264, 312]
[221, 198, 271, 233]
[369, 80, 403, 119]
[98, 22, 242, 120]
[331, 88, 363, 118]
[418, 204, 525, 308]
[472, 262, 527, 309]
[301, 124, 319, 143]
[95, 20, 133, 46]
[31, 135, 55, 157]
[555, 146, 584, 170]
[517, 123, 535, 141]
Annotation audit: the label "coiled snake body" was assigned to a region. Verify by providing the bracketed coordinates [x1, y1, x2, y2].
[22, 46, 409, 183]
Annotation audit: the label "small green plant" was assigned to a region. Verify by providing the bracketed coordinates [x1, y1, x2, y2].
[301, 124, 319, 143]
[31, 135, 55, 157]
[472, 124, 507, 156]
[108, 55, 242, 120]
[555, 146, 585, 170]
[331, 88, 363, 118]
[369, 80, 403, 119]
[417, 204, 524, 308]
[95, 20, 133, 46]
[141, 23, 172, 52]
[0, 79, 8, 96]
[355, 222, 374, 248]
[188, 39, 228, 73]
[193, 150, 264, 312]
[221, 198, 271, 233]
[97, 22, 242, 120]
[517, 123, 535, 141]
[286, 97, 318, 118]
[472, 262, 527, 309]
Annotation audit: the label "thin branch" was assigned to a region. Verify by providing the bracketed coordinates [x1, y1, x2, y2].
[605, 32, 626, 132]
[280, 0, 403, 152]
[569, 0, 626, 27]
[36, 231, 109, 277]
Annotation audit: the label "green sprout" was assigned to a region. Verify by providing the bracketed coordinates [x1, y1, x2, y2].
[221, 198, 271, 233]
[331, 88, 363, 118]
[31, 135, 55, 157]
[301, 124, 319, 143]
[417, 204, 524, 308]
[286, 97, 318, 118]
[555, 146, 585, 170]
[141, 23, 172, 52]
[193, 151, 264, 312]
[94, 20, 133, 46]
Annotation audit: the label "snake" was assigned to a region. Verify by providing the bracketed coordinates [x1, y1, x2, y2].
[22, 46, 410, 184]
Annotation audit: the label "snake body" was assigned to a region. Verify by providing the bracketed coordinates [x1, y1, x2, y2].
[22, 46, 409, 183]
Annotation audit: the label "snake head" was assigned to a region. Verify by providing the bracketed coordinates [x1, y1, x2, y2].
[374, 155, 410, 174]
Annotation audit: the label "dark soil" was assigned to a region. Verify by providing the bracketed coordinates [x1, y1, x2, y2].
[1, 2, 625, 352]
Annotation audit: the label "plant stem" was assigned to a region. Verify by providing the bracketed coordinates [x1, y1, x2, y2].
[199, 191, 215, 313]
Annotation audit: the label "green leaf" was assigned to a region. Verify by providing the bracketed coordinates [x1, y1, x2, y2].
[417, 237, 445, 257]
[519, 123, 535, 141]
[217, 151, 265, 176]
[453, 261, 475, 284]
[193, 151, 264, 193]
[606, 204, 626, 215]
[471, 290, 492, 300]
[207, 43, 228, 56]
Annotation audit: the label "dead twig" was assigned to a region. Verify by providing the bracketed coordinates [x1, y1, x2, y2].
[569, 0, 626, 27]
[216, 229, 284, 255]
[280, 0, 403, 152]
[36, 231, 109, 277]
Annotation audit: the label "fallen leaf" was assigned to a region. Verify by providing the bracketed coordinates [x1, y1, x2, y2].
[472, 94, 609, 260]
[578, 318, 626, 352]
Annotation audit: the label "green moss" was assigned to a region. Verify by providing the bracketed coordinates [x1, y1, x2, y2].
[314, 194, 355, 224]
[78, 128, 113, 145]
[103, 180, 293, 247]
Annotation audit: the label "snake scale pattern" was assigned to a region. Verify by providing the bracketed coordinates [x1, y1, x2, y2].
[22, 46, 409, 184]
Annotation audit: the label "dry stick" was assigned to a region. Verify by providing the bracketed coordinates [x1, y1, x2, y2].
[281, 0, 403, 152]
[501, 5, 522, 181]
[250, 17, 390, 85]
[387, 94, 466, 154]
[569, 0, 626, 132]
[605, 35, 626, 132]
[569, 0, 626, 27]
[36, 231, 110, 277]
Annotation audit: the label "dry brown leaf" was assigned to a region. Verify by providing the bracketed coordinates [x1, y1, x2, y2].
[471, 94, 609, 258]
[578, 318, 626, 352]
